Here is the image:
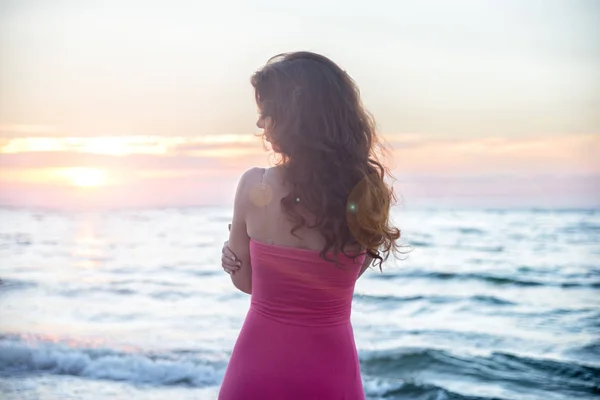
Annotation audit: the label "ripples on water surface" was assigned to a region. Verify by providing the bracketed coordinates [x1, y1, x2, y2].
[0, 207, 599, 399]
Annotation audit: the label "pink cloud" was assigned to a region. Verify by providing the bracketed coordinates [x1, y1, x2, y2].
[386, 133, 600, 175]
[0, 151, 266, 170]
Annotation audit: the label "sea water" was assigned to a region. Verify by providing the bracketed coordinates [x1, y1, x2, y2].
[1, 207, 598, 399]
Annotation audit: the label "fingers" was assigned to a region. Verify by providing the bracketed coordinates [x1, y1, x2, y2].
[223, 264, 240, 274]
[221, 237, 241, 275]
[221, 253, 241, 275]
[221, 252, 239, 267]
[223, 246, 237, 260]
[223, 266, 238, 275]
[222, 242, 239, 264]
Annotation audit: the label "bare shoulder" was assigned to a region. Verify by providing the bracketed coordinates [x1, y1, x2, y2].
[234, 167, 266, 208]
[237, 167, 265, 191]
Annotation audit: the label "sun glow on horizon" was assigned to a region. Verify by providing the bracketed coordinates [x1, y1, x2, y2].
[60, 167, 108, 188]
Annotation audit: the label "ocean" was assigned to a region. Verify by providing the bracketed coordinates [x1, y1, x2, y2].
[0, 207, 598, 399]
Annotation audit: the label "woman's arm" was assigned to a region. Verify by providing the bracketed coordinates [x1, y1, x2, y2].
[226, 168, 262, 294]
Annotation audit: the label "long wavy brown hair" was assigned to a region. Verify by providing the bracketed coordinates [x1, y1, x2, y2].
[251, 52, 401, 269]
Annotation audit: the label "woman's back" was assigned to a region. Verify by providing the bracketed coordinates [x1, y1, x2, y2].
[249, 237, 364, 327]
[246, 166, 329, 252]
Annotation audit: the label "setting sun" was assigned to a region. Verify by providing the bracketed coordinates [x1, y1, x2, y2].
[60, 167, 108, 188]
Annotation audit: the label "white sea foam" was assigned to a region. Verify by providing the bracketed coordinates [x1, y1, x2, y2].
[0, 337, 224, 387]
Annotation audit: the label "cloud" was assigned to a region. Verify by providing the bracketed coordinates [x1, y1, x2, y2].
[0, 124, 59, 137]
[172, 140, 261, 154]
[0, 151, 267, 170]
[0, 134, 261, 155]
[385, 133, 600, 175]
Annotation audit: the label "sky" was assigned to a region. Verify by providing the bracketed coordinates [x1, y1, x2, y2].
[0, 0, 599, 208]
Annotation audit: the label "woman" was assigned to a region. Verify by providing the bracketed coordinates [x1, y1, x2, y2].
[218, 51, 401, 399]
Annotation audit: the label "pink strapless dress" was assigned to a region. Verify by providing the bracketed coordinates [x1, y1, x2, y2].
[218, 238, 366, 399]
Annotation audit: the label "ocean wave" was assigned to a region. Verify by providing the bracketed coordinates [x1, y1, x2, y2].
[0, 336, 224, 387]
[360, 348, 600, 398]
[0, 279, 37, 294]
[470, 295, 516, 306]
[57, 287, 138, 297]
[456, 245, 504, 253]
[455, 228, 487, 235]
[150, 290, 193, 300]
[525, 208, 598, 214]
[407, 240, 433, 248]
[354, 293, 515, 306]
[0, 232, 32, 247]
[364, 378, 506, 400]
[566, 341, 600, 366]
[373, 270, 597, 288]
[559, 221, 600, 234]
[55, 284, 213, 300]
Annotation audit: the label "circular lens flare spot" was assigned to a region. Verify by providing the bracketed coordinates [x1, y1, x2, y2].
[249, 183, 273, 207]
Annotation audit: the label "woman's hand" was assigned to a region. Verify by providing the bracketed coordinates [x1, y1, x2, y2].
[222, 223, 241, 275]
[221, 240, 241, 274]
